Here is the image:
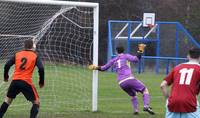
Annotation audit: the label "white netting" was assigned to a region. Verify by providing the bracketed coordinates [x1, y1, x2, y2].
[0, 1, 95, 117]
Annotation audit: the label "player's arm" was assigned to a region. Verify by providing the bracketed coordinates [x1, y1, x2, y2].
[127, 44, 146, 63]
[160, 80, 169, 99]
[126, 54, 139, 63]
[100, 58, 116, 71]
[89, 58, 116, 71]
[36, 56, 45, 88]
[4, 56, 15, 82]
[160, 70, 174, 99]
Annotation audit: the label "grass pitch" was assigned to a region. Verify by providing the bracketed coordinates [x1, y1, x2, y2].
[0, 63, 168, 118]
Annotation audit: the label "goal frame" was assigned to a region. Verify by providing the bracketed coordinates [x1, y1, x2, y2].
[3, 0, 99, 112]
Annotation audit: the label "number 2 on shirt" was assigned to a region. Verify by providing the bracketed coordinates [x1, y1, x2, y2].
[20, 57, 27, 70]
[179, 68, 194, 85]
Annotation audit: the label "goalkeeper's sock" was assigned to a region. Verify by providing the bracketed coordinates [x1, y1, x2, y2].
[131, 96, 139, 112]
[30, 104, 39, 118]
[0, 102, 9, 118]
[143, 93, 150, 108]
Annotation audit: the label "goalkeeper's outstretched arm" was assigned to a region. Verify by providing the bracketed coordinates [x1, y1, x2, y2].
[100, 58, 116, 71]
[89, 57, 117, 71]
[88, 64, 101, 70]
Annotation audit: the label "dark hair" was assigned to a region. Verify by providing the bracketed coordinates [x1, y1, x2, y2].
[116, 46, 124, 54]
[24, 39, 33, 49]
[189, 47, 200, 59]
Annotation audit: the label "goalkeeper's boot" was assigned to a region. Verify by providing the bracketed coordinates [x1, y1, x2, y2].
[143, 107, 155, 115]
[133, 111, 139, 115]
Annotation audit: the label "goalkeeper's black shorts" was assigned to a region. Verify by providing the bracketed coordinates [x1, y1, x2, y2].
[7, 80, 39, 102]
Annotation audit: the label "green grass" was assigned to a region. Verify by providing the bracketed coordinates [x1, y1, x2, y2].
[98, 72, 165, 118]
[0, 63, 167, 118]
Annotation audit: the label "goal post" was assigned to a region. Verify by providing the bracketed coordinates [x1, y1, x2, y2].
[92, 5, 99, 112]
[0, 0, 99, 116]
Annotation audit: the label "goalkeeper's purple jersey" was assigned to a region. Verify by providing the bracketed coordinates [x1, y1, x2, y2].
[100, 53, 139, 82]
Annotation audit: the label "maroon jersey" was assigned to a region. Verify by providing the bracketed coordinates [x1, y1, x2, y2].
[164, 62, 200, 112]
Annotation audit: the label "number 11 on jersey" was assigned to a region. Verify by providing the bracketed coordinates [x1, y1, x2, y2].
[179, 68, 194, 85]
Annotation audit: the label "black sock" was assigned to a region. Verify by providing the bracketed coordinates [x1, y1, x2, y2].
[0, 102, 9, 118]
[30, 104, 39, 118]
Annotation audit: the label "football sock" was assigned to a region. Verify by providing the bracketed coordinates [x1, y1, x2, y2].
[0, 102, 9, 118]
[30, 104, 39, 118]
[143, 93, 150, 108]
[131, 96, 139, 112]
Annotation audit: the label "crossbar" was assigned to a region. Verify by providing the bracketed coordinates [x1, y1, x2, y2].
[2, 0, 98, 8]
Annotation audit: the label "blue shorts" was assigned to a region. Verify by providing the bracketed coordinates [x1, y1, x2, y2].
[166, 105, 200, 118]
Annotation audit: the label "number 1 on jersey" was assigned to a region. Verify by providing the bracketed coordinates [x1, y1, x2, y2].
[179, 68, 194, 85]
[117, 60, 121, 68]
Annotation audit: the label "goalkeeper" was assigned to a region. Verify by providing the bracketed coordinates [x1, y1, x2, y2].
[89, 44, 154, 115]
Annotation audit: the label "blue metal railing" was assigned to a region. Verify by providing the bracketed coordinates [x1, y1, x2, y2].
[111, 55, 187, 74]
[142, 56, 187, 74]
[108, 20, 200, 74]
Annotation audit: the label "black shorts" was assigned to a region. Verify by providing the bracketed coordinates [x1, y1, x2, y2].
[7, 80, 39, 102]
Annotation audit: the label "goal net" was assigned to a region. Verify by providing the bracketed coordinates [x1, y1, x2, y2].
[0, 0, 99, 117]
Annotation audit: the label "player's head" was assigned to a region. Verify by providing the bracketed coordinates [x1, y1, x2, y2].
[24, 39, 33, 50]
[116, 46, 124, 54]
[188, 47, 200, 61]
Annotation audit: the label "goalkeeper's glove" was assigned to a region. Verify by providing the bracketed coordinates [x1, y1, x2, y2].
[137, 43, 146, 53]
[88, 64, 100, 70]
[136, 43, 146, 60]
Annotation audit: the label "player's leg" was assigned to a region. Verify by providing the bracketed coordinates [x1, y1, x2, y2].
[142, 88, 155, 114]
[131, 95, 139, 114]
[25, 86, 39, 118]
[19, 81, 40, 118]
[119, 80, 139, 114]
[130, 79, 155, 114]
[129, 78, 148, 107]
[30, 100, 40, 118]
[0, 97, 13, 118]
[30, 87, 40, 118]
[0, 81, 19, 118]
[143, 88, 150, 109]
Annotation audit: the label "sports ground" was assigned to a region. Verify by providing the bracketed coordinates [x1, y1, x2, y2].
[0, 64, 167, 118]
